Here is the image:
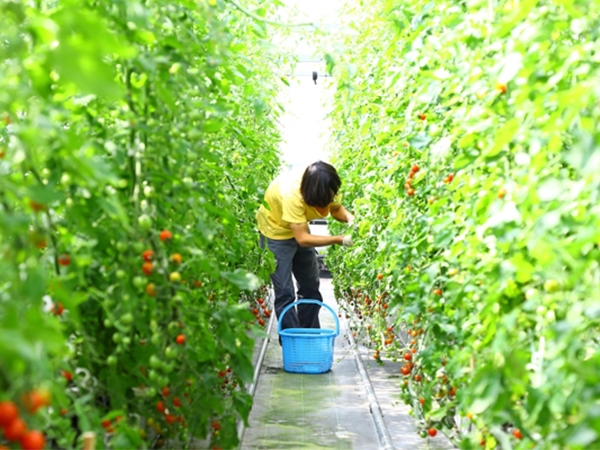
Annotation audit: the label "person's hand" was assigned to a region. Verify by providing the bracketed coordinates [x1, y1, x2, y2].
[342, 235, 353, 247]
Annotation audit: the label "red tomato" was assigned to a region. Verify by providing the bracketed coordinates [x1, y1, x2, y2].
[142, 261, 153, 275]
[411, 164, 420, 173]
[161, 387, 169, 397]
[0, 401, 18, 428]
[428, 428, 437, 437]
[3, 418, 27, 441]
[51, 302, 65, 316]
[142, 249, 154, 262]
[159, 230, 173, 241]
[20, 430, 45, 450]
[404, 352, 412, 361]
[176, 334, 186, 345]
[21, 390, 50, 414]
[145, 283, 156, 297]
[61, 370, 73, 382]
[407, 188, 415, 196]
[156, 401, 166, 414]
[513, 429, 523, 440]
[165, 414, 176, 424]
[58, 254, 71, 266]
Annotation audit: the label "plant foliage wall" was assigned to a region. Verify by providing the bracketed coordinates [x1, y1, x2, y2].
[0, 0, 286, 448]
[327, 0, 600, 448]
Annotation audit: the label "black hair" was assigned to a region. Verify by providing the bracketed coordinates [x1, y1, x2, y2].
[300, 161, 341, 208]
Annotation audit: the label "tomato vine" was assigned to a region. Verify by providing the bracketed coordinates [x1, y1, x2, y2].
[328, 0, 600, 448]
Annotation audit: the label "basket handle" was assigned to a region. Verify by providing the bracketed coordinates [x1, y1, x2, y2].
[277, 299, 340, 336]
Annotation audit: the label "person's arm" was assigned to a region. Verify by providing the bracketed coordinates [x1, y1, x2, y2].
[330, 205, 354, 224]
[290, 222, 347, 247]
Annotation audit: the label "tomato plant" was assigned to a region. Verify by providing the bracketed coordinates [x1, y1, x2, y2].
[327, 0, 600, 448]
[1, 0, 286, 448]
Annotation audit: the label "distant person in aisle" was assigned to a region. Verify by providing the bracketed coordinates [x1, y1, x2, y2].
[256, 161, 354, 334]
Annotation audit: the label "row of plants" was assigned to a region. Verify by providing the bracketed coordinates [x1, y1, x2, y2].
[0, 0, 285, 448]
[327, 0, 600, 449]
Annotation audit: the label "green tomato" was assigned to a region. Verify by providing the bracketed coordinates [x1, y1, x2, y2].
[143, 186, 155, 198]
[148, 369, 159, 381]
[133, 276, 146, 289]
[122, 336, 131, 346]
[163, 362, 174, 374]
[107, 355, 118, 367]
[150, 320, 158, 332]
[116, 241, 128, 252]
[145, 387, 157, 398]
[168, 321, 180, 332]
[60, 173, 71, 186]
[121, 313, 134, 325]
[149, 355, 162, 369]
[151, 333, 161, 346]
[133, 241, 144, 253]
[104, 318, 112, 328]
[165, 346, 178, 360]
[525, 288, 538, 299]
[116, 269, 127, 280]
[138, 214, 152, 231]
[544, 279, 560, 293]
[113, 333, 122, 344]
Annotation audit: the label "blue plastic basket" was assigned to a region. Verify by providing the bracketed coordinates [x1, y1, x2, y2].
[278, 299, 340, 374]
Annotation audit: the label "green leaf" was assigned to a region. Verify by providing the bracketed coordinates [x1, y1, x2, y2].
[408, 132, 432, 150]
[510, 253, 535, 283]
[203, 119, 226, 132]
[566, 425, 598, 446]
[487, 118, 519, 158]
[221, 269, 260, 291]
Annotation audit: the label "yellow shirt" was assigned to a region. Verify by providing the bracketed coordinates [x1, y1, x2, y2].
[256, 171, 342, 240]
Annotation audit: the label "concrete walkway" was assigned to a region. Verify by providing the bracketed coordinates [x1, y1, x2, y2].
[240, 279, 456, 450]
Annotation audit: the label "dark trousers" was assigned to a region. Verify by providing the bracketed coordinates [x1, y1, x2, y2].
[260, 235, 323, 330]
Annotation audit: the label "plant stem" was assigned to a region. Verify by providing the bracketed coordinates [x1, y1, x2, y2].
[226, 0, 317, 28]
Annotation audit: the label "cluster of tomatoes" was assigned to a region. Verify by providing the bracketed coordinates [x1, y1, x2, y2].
[0, 399, 46, 450]
[146, 384, 191, 440]
[404, 164, 420, 197]
[140, 229, 181, 298]
[338, 286, 398, 361]
[250, 296, 271, 327]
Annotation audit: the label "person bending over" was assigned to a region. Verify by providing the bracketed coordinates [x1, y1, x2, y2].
[256, 161, 354, 333]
